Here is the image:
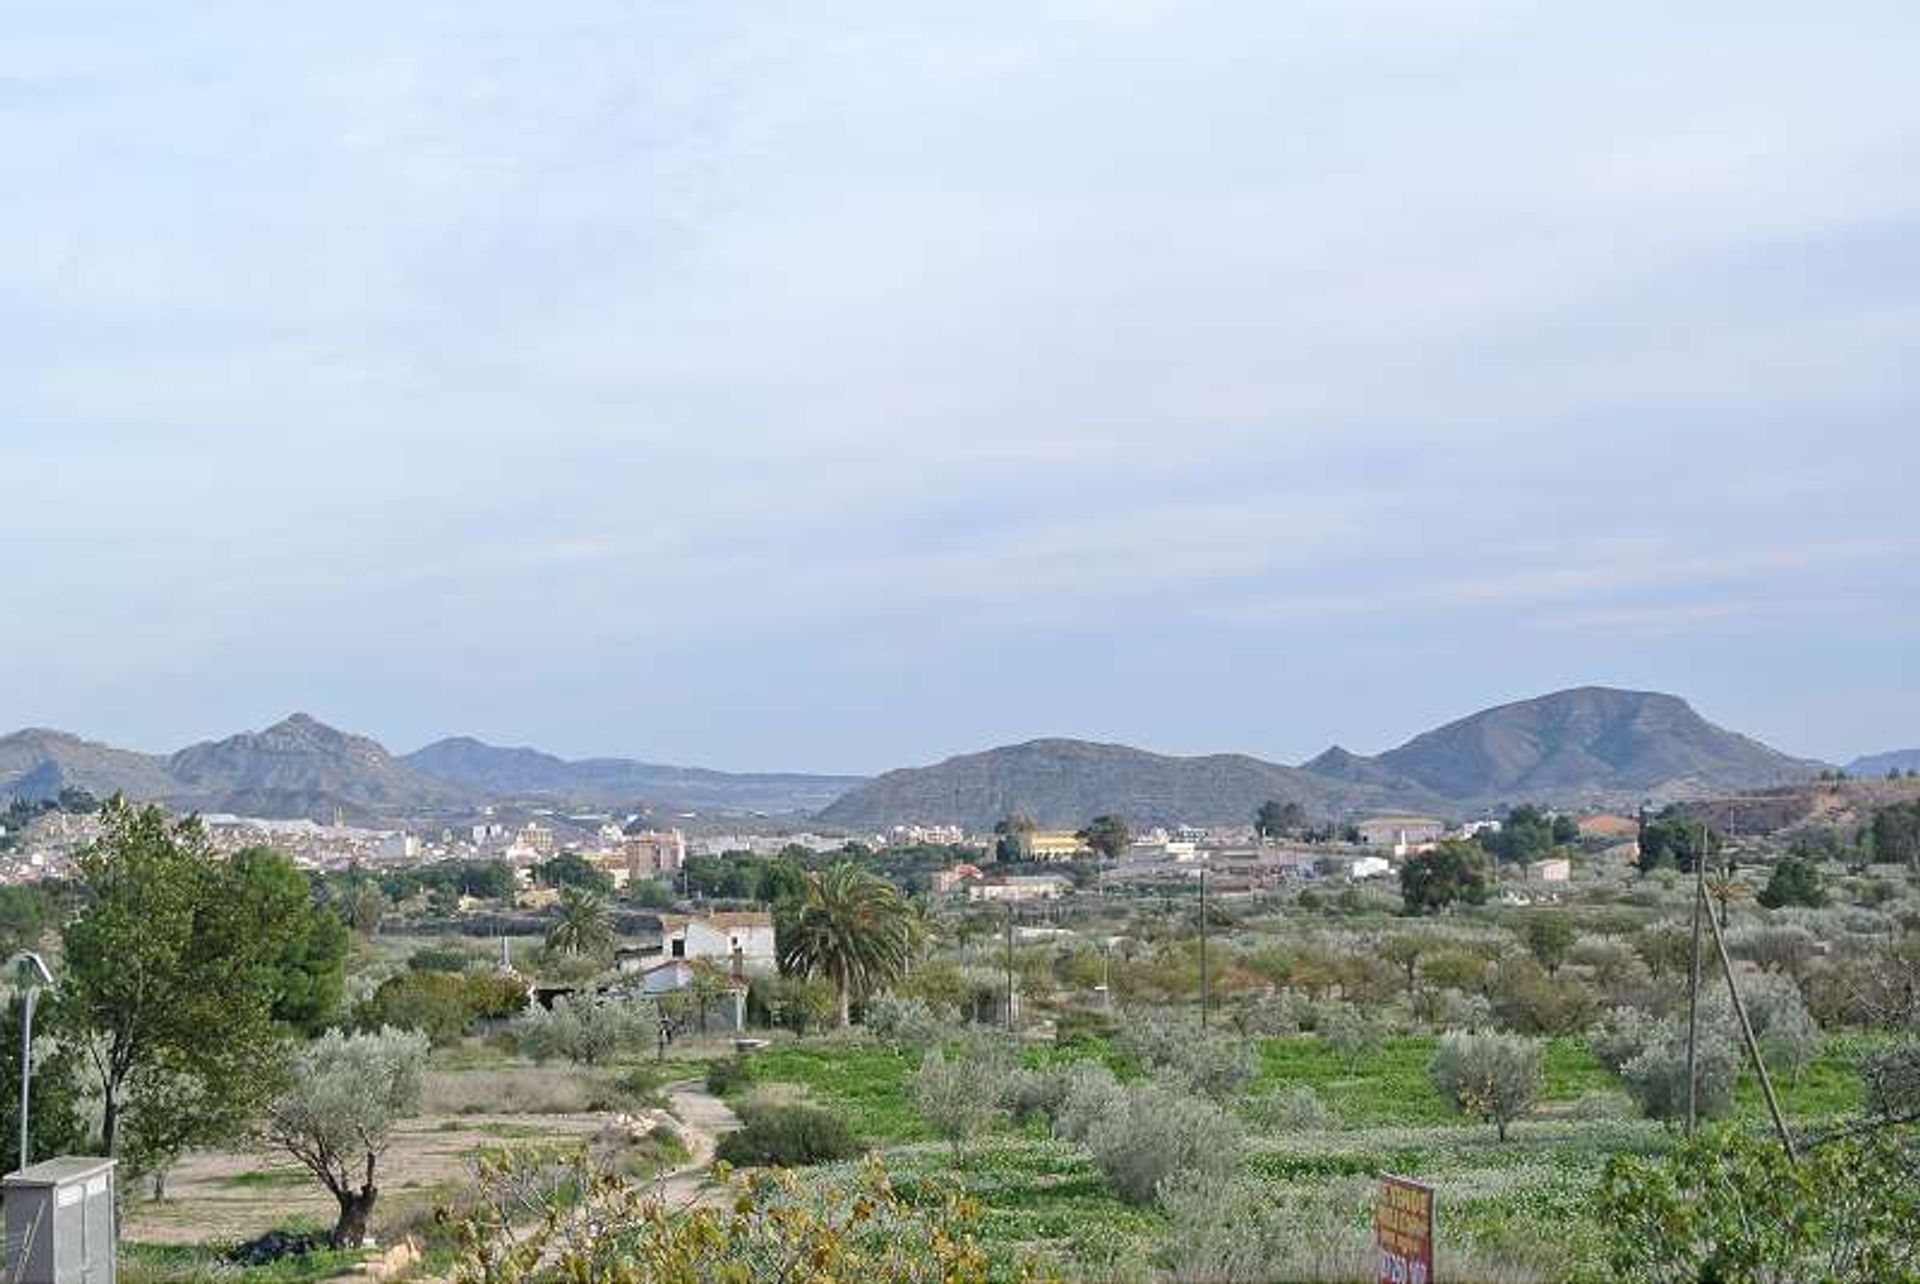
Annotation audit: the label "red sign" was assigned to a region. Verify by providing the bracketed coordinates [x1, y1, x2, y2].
[1375, 1174, 1434, 1284]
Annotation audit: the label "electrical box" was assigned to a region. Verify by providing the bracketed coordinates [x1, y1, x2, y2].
[4, 1157, 116, 1284]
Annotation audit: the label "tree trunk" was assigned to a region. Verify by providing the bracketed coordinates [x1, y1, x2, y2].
[332, 1186, 377, 1249]
[1496, 1116, 1509, 1143]
[100, 1090, 119, 1159]
[836, 986, 851, 1029]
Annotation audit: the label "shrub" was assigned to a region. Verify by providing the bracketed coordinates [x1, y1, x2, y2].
[1616, 1013, 1742, 1123]
[1414, 986, 1492, 1032]
[1245, 1084, 1334, 1132]
[705, 1057, 750, 1096]
[513, 995, 654, 1066]
[1728, 923, 1819, 977]
[713, 1099, 858, 1168]
[1743, 974, 1823, 1084]
[1429, 1029, 1542, 1141]
[1157, 1171, 1294, 1284]
[1863, 1041, 1920, 1120]
[748, 973, 838, 1035]
[1228, 991, 1305, 1037]
[1488, 956, 1598, 1036]
[1083, 1079, 1245, 1207]
[1116, 1009, 1255, 1101]
[1598, 1126, 1920, 1282]
[864, 994, 955, 1050]
[1315, 1003, 1382, 1071]
[1053, 1062, 1127, 1144]
[1758, 856, 1828, 909]
[357, 971, 529, 1045]
[913, 1046, 1003, 1161]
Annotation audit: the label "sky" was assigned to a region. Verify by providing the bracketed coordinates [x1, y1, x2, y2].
[3, 1, 1916, 773]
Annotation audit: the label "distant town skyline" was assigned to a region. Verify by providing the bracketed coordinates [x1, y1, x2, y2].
[5, 3, 1915, 773]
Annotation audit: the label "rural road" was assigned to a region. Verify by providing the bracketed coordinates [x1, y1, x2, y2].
[656, 1081, 741, 1209]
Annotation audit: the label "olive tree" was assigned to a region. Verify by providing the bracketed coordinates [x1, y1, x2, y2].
[1429, 1030, 1543, 1141]
[912, 1042, 1007, 1163]
[514, 994, 655, 1066]
[264, 1026, 430, 1248]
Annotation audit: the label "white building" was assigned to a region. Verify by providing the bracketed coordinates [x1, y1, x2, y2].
[617, 911, 777, 979]
[1356, 816, 1446, 856]
[968, 873, 1074, 903]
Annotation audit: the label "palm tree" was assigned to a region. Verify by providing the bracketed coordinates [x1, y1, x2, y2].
[546, 887, 615, 959]
[778, 863, 915, 1027]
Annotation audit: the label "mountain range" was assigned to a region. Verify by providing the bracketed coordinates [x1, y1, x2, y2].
[1847, 749, 1920, 777]
[0, 687, 1850, 828]
[814, 687, 1830, 829]
[0, 715, 858, 823]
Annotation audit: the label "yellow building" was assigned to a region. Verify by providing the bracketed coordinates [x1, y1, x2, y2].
[1028, 830, 1091, 861]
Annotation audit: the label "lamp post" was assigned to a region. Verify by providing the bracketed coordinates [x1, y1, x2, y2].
[13, 952, 54, 1174]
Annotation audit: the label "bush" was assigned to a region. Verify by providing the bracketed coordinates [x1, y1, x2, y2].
[705, 1057, 750, 1096]
[1488, 956, 1598, 1036]
[1429, 1029, 1542, 1141]
[1245, 1084, 1334, 1133]
[1054, 1063, 1128, 1144]
[513, 995, 655, 1066]
[713, 1099, 858, 1168]
[864, 994, 956, 1050]
[1598, 1126, 1920, 1281]
[1758, 856, 1828, 909]
[1117, 1009, 1256, 1101]
[1742, 974, 1822, 1084]
[748, 974, 839, 1035]
[1615, 1007, 1742, 1123]
[913, 1045, 1004, 1161]
[1082, 1079, 1245, 1207]
[1315, 1003, 1382, 1070]
[357, 971, 529, 1045]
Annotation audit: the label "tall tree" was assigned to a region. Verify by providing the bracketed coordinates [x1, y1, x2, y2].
[1255, 800, 1305, 841]
[57, 800, 299, 1164]
[1399, 840, 1492, 915]
[778, 863, 915, 1027]
[545, 888, 615, 959]
[993, 813, 1037, 863]
[228, 847, 350, 1034]
[1077, 815, 1132, 861]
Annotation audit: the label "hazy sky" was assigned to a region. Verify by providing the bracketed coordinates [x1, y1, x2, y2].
[4, 1, 1916, 772]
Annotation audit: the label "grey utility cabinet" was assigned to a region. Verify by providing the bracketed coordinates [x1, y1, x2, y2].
[4, 1157, 116, 1284]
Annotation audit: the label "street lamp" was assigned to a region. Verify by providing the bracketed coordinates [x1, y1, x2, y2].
[12, 952, 53, 1174]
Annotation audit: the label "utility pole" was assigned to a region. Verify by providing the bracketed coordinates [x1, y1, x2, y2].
[1704, 882, 1798, 1162]
[1685, 820, 1707, 1137]
[1004, 904, 1015, 1033]
[13, 953, 53, 1173]
[1198, 869, 1209, 1031]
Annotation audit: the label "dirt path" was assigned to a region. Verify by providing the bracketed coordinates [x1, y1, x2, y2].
[654, 1081, 741, 1209]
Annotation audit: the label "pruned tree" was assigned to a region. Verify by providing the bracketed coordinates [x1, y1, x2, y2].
[1429, 1030, 1543, 1141]
[263, 1026, 430, 1248]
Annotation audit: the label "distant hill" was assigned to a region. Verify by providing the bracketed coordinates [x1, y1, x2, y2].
[815, 687, 1827, 830]
[1847, 749, 1920, 777]
[165, 714, 470, 820]
[814, 738, 1432, 831]
[1360, 687, 1822, 806]
[0, 729, 177, 801]
[403, 736, 864, 814]
[1, 686, 1829, 828]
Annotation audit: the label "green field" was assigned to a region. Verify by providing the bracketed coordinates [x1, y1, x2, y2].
[719, 1028, 1880, 1282]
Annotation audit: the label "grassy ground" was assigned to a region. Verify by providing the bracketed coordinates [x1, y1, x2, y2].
[723, 1029, 1875, 1282]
